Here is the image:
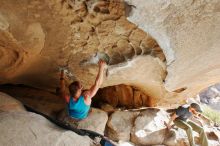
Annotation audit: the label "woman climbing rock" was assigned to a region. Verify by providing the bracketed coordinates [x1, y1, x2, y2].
[58, 60, 106, 122]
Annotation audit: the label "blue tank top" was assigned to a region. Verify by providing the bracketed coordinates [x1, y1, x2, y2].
[68, 95, 90, 120]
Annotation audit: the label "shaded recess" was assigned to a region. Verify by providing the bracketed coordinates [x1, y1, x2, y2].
[93, 84, 153, 109]
[0, 84, 152, 114]
[0, 84, 65, 118]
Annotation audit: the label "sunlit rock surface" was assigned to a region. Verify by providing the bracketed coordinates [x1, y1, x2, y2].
[130, 108, 172, 145]
[125, 0, 220, 99]
[0, 112, 93, 146]
[106, 110, 139, 141]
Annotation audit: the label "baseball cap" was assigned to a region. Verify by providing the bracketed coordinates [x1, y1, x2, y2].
[190, 103, 203, 113]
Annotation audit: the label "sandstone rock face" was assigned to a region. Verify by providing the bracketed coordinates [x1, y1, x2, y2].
[106, 110, 139, 141]
[77, 108, 108, 135]
[0, 92, 25, 112]
[95, 84, 151, 107]
[0, 0, 170, 106]
[130, 108, 175, 145]
[106, 108, 220, 146]
[0, 84, 65, 117]
[0, 111, 92, 146]
[94, 84, 154, 108]
[1, 0, 219, 107]
[125, 0, 220, 99]
[59, 107, 108, 135]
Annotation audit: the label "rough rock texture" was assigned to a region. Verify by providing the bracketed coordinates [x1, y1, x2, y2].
[0, 89, 93, 146]
[106, 110, 139, 141]
[130, 108, 175, 145]
[0, 85, 108, 135]
[125, 0, 220, 100]
[94, 84, 153, 108]
[0, 111, 92, 146]
[77, 108, 108, 135]
[0, 0, 172, 106]
[199, 83, 220, 112]
[0, 92, 25, 112]
[0, 0, 220, 107]
[0, 84, 65, 117]
[106, 108, 220, 146]
[59, 107, 108, 135]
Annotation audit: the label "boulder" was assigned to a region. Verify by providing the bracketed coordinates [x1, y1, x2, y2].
[106, 110, 139, 141]
[0, 111, 93, 146]
[0, 92, 25, 112]
[60, 108, 108, 135]
[0, 85, 65, 117]
[77, 108, 108, 135]
[130, 108, 176, 145]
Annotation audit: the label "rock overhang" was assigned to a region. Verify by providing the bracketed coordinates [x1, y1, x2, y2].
[2, 0, 219, 106]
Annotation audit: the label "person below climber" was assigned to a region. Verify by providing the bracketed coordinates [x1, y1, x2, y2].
[165, 103, 212, 146]
[59, 60, 106, 120]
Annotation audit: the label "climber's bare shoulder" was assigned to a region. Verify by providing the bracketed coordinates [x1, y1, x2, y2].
[82, 90, 92, 105]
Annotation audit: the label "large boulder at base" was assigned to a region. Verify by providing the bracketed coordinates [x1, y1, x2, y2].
[106, 110, 140, 141]
[130, 108, 176, 146]
[0, 111, 93, 146]
[77, 108, 108, 135]
[60, 108, 108, 135]
[0, 92, 25, 112]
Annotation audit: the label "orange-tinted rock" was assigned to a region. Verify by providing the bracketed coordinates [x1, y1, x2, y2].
[96, 85, 137, 108]
[95, 84, 154, 108]
[133, 90, 143, 108]
[116, 84, 133, 108]
[0, 0, 167, 107]
[98, 86, 119, 107]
